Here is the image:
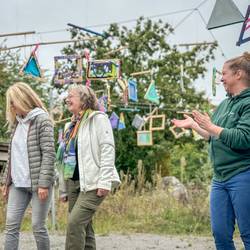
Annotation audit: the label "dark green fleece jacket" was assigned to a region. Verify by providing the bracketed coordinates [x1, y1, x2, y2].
[210, 88, 250, 181]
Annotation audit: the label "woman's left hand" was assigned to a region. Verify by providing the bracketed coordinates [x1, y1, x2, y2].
[97, 188, 109, 197]
[192, 110, 213, 131]
[38, 187, 49, 201]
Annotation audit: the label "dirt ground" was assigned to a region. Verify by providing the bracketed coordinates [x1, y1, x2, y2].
[0, 232, 244, 250]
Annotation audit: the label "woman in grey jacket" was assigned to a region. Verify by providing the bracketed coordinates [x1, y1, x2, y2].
[57, 84, 120, 250]
[0, 82, 55, 250]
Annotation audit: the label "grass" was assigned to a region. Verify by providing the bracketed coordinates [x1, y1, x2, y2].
[0, 163, 212, 236]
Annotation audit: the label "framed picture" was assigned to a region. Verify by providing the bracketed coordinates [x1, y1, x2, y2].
[169, 125, 186, 139]
[54, 55, 83, 85]
[149, 114, 166, 131]
[87, 59, 121, 80]
[137, 130, 153, 146]
[128, 79, 138, 102]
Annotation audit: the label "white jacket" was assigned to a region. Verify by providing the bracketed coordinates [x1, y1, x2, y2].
[59, 111, 120, 196]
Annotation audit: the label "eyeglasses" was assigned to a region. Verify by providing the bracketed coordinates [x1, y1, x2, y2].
[65, 94, 80, 100]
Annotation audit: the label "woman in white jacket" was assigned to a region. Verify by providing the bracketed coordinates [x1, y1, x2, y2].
[57, 84, 120, 250]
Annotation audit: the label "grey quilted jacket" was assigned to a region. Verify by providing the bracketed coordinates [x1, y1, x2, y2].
[0, 113, 55, 191]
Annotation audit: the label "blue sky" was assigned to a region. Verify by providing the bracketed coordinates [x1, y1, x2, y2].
[1, 0, 249, 104]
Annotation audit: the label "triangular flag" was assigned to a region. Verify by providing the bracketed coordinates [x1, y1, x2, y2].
[237, 5, 250, 46]
[118, 112, 126, 130]
[98, 95, 108, 113]
[21, 53, 42, 78]
[144, 82, 159, 104]
[207, 0, 244, 30]
[109, 112, 119, 129]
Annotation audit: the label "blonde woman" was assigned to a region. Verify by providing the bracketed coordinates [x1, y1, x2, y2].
[0, 82, 55, 250]
[57, 84, 120, 250]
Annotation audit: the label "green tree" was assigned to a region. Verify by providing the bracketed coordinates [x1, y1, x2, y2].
[61, 17, 217, 182]
[0, 49, 49, 140]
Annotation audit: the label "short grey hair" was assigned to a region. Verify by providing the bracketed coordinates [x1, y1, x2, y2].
[68, 84, 99, 110]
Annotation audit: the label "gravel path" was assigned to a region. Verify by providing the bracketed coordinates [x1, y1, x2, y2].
[0, 232, 244, 250]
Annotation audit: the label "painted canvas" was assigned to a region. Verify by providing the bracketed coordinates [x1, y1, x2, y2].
[87, 59, 121, 80]
[54, 55, 83, 85]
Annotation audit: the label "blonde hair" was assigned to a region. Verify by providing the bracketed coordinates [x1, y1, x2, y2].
[68, 84, 99, 111]
[226, 52, 250, 84]
[6, 82, 47, 129]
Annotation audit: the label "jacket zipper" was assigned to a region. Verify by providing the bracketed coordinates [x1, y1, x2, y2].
[5, 125, 17, 188]
[27, 121, 33, 190]
[89, 118, 100, 168]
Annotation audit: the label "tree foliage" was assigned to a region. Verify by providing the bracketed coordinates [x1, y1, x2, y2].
[0, 50, 49, 140]
[0, 18, 218, 183]
[61, 17, 217, 182]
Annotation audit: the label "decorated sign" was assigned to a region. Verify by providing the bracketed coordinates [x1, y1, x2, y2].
[144, 82, 159, 104]
[20, 45, 42, 78]
[98, 95, 108, 113]
[109, 112, 119, 129]
[87, 59, 121, 80]
[207, 0, 244, 30]
[149, 114, 166, 131]
[137, 130, 153, 146]
[128, 79, 138, 102]
[54, 55, 83, 85]
[237, 5, 250, 46]
[169, 125, 186, 139]
[132, 114, 145, 130]
[118, 112, 126, 130]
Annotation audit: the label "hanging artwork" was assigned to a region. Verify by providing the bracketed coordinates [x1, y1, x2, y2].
[57, 128, 64, 144]
[169, 125, 186, 139]
[144, 82, 160, 104]
[98, 95, 108, 113]
[212, 67, 222, 96]
[109, 112, 119, 129]
[128, 79, 138, 102]
[132, 114, 145, 130]
[207, 0, 244, 30]
[113, 83, 123, 97]
[118, 112, 126, 130]
[137, 130, 153, 146]
[86, 59, 121, 80]
[237, 5, 250, 46]
[54, 55, 83, 85]
[20, 45, 42, 78]
[149, 114, 166, 131]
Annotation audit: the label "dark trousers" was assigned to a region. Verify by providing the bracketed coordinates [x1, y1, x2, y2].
[65, 180, 105, 250]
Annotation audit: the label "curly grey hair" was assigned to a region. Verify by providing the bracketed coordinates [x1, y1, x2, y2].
[68, 84, 99, 111]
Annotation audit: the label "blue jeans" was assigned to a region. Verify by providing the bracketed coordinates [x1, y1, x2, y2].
[210, 169, 250, 250]
[4, 184, 52, 250]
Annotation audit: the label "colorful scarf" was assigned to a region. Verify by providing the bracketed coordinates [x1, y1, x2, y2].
[56, 109, 92, 179]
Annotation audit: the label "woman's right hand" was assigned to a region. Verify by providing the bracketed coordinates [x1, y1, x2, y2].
[172, 114, 196, 129]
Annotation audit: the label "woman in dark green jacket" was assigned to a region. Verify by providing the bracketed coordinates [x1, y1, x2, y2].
[172, 52, 250, 250]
